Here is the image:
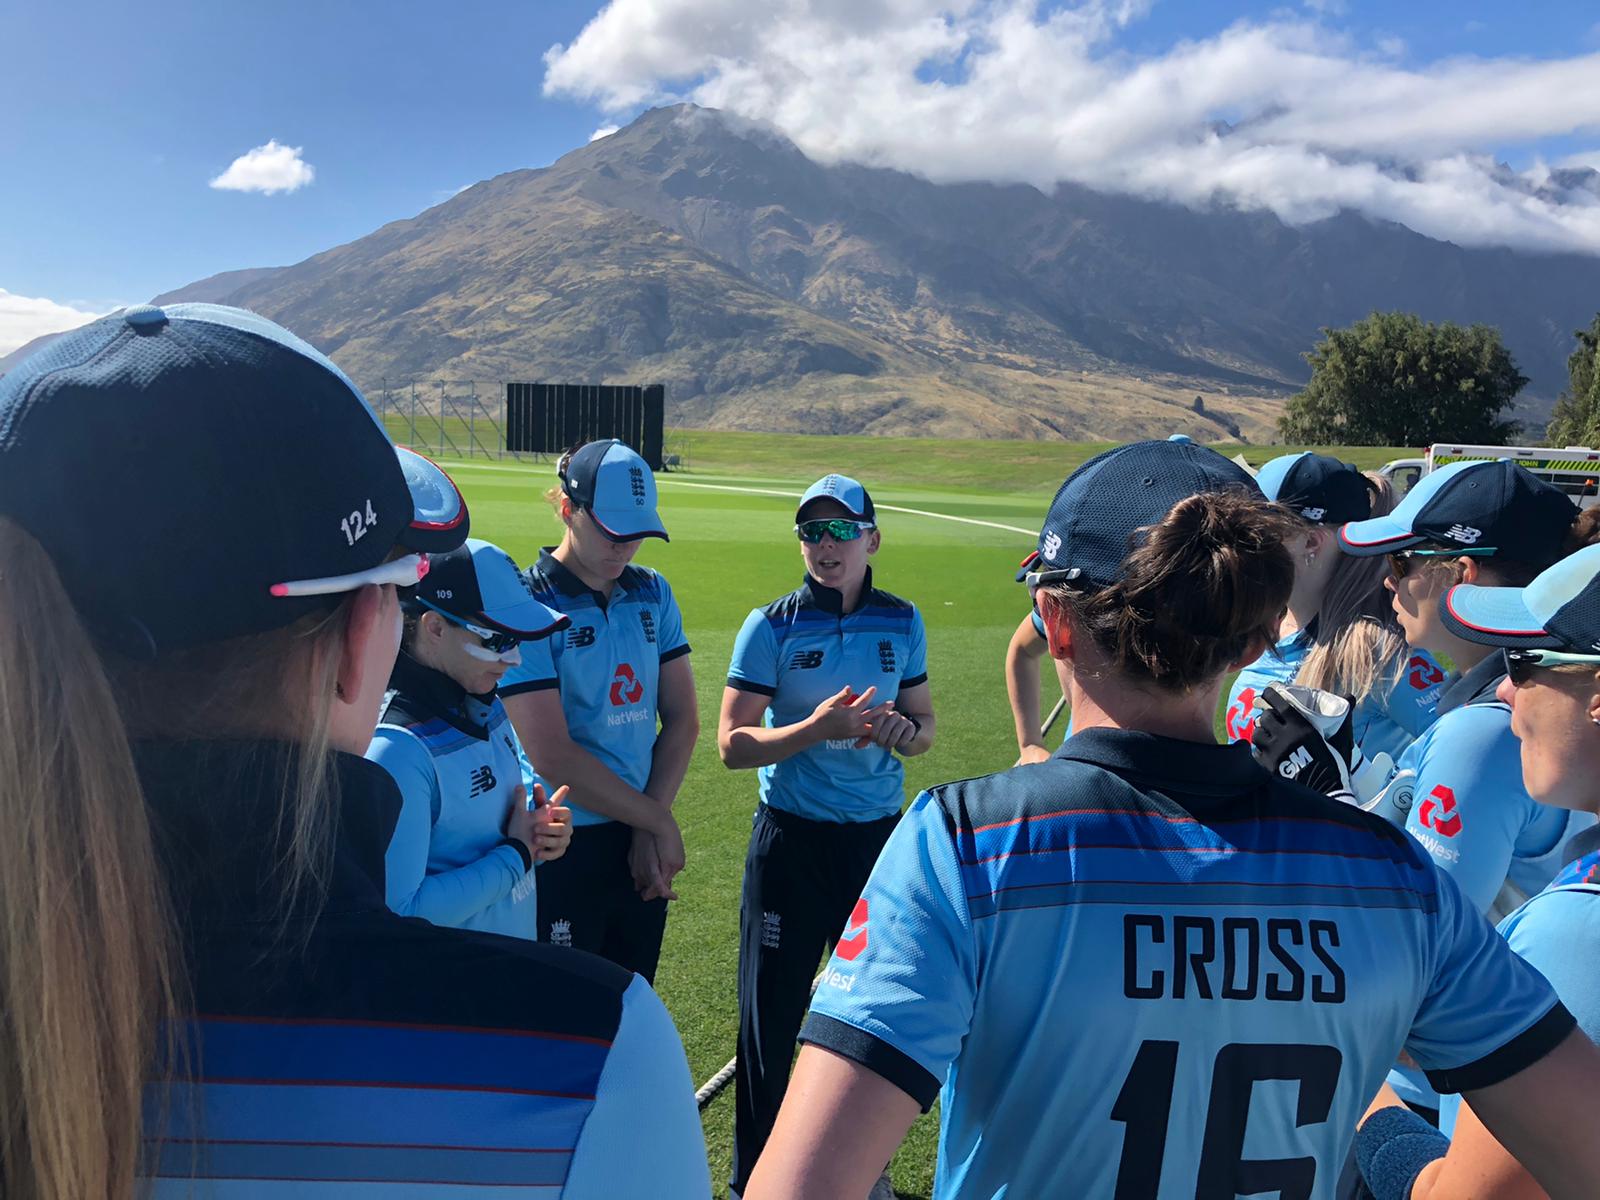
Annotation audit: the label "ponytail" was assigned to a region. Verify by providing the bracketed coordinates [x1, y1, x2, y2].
[0, 517, 354, 1197]
[1040, 491, 1297, 692]
[1296, 472, 1408, 700]
[0, 518, 184, 1199]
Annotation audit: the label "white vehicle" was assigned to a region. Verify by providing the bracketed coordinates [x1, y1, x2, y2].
[1378, 444, 1600, 509]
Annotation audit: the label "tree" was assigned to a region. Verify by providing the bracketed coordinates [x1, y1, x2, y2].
[1278, 311, 1525, 446]
[1545, 314, 1600, 447]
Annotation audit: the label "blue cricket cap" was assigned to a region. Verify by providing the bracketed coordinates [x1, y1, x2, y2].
[1339, 459, 1576, 559]
[1256, 452, 1372, 525]
[1017, 440, 1260, 587]
[797, 474, 876, 523]
[1441, 543, 1600, 650]
[0, 304, 468, 656]
[561, 439, 667, 542]
[408, 538, 569, 640]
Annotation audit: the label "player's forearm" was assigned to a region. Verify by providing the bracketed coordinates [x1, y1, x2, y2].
[644, 711, 698, 808]
[897, 710, 936, 757]
[536, 736, 669, 832]
[1005, 645, 1045, 750]
[720, 715, 828, 770]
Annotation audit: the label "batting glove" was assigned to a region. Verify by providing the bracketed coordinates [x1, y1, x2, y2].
[1250, 684, 1360, 802]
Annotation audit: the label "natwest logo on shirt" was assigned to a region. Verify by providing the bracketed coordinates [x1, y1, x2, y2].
[1417, 784, 1463, 838]
[1408, 654, 1446, 691]
[835, 898, 869, 961]
[609, 663, 645, 707]
[1225, 687, 1258, 743]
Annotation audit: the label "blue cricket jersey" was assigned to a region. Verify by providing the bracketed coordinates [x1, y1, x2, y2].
[1224, 630, 1442, 761]
[1383, 653, 1592, 1110]
[1440, 823, 1600, 1137]
[801, 729, 1572, 1200]
[136, 740, 710, 1198]
[727, 571, 928, 822]
[368, 652, 543, 941]
[501, 549, 690, 826]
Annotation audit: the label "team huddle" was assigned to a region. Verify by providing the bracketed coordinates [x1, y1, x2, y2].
[3, 303, 1600, 1200]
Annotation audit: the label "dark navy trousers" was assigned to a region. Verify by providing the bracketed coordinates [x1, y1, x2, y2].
[536, 819, 669, 983]
[730, 803, 899, 1194]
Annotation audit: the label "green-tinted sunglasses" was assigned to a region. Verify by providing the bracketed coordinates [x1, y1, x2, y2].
[796, 518, 875, 544]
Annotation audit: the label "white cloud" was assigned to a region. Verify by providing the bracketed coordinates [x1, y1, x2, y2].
[209, 140, 315, 195]
[590, 124, 621, 141]
[0, 290, 107, 357]
[542, 0, 1600, 256]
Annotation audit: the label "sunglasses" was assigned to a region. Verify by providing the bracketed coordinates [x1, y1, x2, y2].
[1503, 647, 1600, 687]
[416, 599, 523, 661]
[1387, 547, 1498, 579]
[796, 518, 875, 544]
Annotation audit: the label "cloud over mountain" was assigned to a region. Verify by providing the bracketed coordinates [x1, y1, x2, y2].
[210, 140, 316, 195]
[544, 0, 1600, 255]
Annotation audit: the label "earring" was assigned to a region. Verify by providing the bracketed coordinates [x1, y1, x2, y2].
[1305, 552, 1317, 567]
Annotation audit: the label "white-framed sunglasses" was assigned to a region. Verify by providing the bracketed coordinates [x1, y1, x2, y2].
[270, 553, 430, 599]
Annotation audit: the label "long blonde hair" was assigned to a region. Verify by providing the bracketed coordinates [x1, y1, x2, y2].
[1294, 473, 1408, 700]
[0, 517, 347, 1199]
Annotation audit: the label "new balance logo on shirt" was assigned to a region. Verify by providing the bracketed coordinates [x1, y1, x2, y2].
[568, 625, 597, 648]
[788, 649, 824, 670]
[468, 764, 496, 797]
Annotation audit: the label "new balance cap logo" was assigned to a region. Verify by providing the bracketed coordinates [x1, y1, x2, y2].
[1042, 530, 1063, 561]
[1444, 524, 1483, 544]
[1301, 506, 1326, 520]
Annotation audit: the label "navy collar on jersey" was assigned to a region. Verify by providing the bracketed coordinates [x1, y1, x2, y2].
[1438, 651, 1507, 716]
[799, 567, 875, 615]
[136, 739, 398, 926]
[385, 649, 495, 741]
[1052, 726, 1265, 794]
[535, 546, 637, 610]
[1562, 822, 1600, 868]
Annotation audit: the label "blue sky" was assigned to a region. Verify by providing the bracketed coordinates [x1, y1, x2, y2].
[4, 0, 1599, 352]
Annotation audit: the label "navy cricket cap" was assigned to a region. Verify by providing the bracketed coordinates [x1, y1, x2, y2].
[797, 473, 876, 523]
[1017, 440, 1260, 587]
[1338, 459, 1576, 559]
[561, 439, 667, 542]
[408, 539, 569, 640]
[1256, 452, 1372, 525]
[1441, 543, 1600, 650]
[0, 303, 469, 656]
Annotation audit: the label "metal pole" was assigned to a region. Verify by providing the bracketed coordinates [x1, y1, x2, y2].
[469, 380, 479, 460]
[436, 381, 446, 459]
[409, 382, 419, 448]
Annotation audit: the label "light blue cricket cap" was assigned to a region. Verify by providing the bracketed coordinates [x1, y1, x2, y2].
[797, 474, 876, 523]
[410, 538, 569, 639]
[1442, 542, 1600, 651]
[560, 439, 667, 542]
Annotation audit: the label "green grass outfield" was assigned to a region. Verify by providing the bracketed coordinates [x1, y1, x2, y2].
[440, 433, 1408, 1198]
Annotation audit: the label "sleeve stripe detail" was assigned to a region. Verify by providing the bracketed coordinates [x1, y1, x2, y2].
[898, 673, 929, 691]
[798, 1013, 940, 1112]
[726, 676, 777, 697]
[659, 643, 692, 664]
[499, 679, 560, 698]
[1423, 1001, 1577, 1094]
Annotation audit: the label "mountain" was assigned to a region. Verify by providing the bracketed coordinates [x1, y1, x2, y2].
[155, 105, 1600, 441]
